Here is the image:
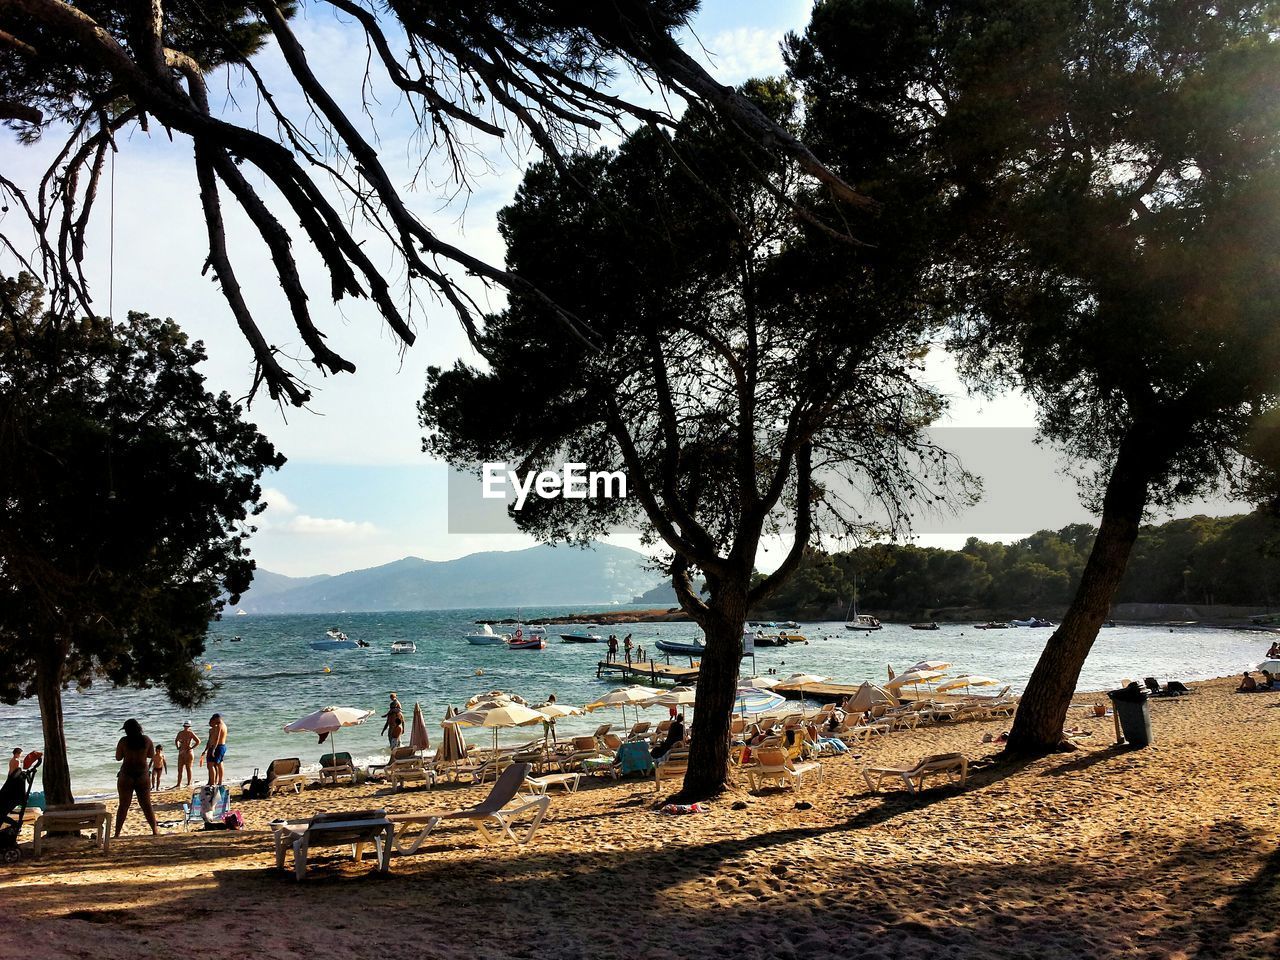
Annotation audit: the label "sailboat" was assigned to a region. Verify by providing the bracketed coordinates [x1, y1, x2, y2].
[844, 576, 882, 631]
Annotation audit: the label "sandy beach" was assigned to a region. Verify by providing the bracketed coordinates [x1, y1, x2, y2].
[4, 675, 1277, 960]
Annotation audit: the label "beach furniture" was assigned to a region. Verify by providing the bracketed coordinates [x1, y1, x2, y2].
[523, 772, 582, 795]
[183, 785, 230, 831]
[591, 723, 613, 745]
[271, 809, 393, 880]
[618, 740, 654, 777]
[745, 747, 822, 793]
[862, 753, 968, 794]
[387, 762, 549, 853]
[1145, 677, 1189, 697]
[319, 751, 357, 786]
[555, 736, 608, 772]
[240, 758, 308, 796]
[653, 746, 689, 792]
[32, 802, 110, 856]
[388, 747, 434, 792]
[626, 721, 652, 741]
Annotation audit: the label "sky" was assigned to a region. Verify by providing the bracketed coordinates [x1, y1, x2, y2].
[3, 1, 1236, 577]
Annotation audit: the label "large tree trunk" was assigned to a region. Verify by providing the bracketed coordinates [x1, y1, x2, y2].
[678, 585, 747, 800]
[35, 639, 74, 805]
[1005, 432, 1153, 754]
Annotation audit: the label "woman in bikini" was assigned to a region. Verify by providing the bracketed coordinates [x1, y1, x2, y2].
[115, 718, 159, 838]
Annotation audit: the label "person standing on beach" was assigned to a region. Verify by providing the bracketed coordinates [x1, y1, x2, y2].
[8, 747, 21, 776]
[205, 714, 227, 786]
[150, 745, 167, 790]
[174, 721, 200, 788]
[382, 700, 405, 749]
[114, 719, 158, 838]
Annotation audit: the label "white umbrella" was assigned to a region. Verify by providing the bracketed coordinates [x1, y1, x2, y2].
[445, 701, 545, 758]
[734, 687, 787, 715]
[466, 690, 527, 708]
[283, 705, 372, 765]
[885, 668, 947, 697]
[533, 702, 583, 748]
[740, 676, 779, 690]
[586, 685, 663, 729]
[910, 659, 952, 672]
[845, 681, 896, 713]
[936, 675, 1001, 694]
[641, 686, 699, 709]
[1257, 659, 1280, 673]
[784, 673, 829, 715]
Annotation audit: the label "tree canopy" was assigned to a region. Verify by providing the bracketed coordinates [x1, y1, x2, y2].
[0, 273, 283, 802]
[420, 81, 967, 796]
[787, 0, 1280, 751]
[0, 0, 864, 404]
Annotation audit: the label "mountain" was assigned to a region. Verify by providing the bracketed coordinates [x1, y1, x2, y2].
[238, 543, 663, 613]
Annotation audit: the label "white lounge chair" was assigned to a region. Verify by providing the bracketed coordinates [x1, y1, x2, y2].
[387, 747, 433, 792]
[745, 746, 822, 792]
[272, 809, 393, 880]
[387, 762, 549, 853]
[863, 753, 968, 794]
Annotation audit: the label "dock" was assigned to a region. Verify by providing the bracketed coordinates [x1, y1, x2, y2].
[772, 680, 861, 704]
[596, 659, 700, 686]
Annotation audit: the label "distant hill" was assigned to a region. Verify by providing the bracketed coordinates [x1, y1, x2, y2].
[237, 543, 663, 613]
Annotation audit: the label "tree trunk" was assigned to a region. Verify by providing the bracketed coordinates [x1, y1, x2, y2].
[1005, 432, 1153, 754]
[678, 585, 747, 800]
[35, 640, 74, 805]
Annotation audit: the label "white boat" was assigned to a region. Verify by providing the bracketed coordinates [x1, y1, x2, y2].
[309, 629, 367, 652]
[844, 577, 882, 631]
[527, 625, 548, 638]
[390, 640, 417, 655]
[465, 624, 508, 645]
[236, 609, 247, 616]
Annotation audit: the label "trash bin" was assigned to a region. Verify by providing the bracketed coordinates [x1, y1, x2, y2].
[1107, 684, 1152, 747]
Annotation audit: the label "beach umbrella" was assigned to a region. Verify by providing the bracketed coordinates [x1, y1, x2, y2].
[533, 703, 583, 748]
[885, 668, 947, 697]
[910, 659, 952, 673]
[936, 675, 1001, 694]
[740, 676, 779, 690]
[641, 686, 698, 709]
[283, 705, 372, 763]
[445, 701, 545, 759]
[734, 687, 787, 715]
[437, 706, 469, 767]
[586, 685, 663, 729]
[409, 702, 431, 753]
[466, 690, 527, 708]
[845, 681, 895, 713]
[784, 673, 829, 715]
[1257, 659, 1280, 673]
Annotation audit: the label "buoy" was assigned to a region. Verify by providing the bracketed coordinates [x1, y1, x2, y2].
[475, 668, 484, 676]
[204, 663, 213, 671]
[323, 666, 332, 674]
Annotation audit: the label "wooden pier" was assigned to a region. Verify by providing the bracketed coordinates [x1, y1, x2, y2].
[772, 680, 861, 704]
[596, 659, 700, 686]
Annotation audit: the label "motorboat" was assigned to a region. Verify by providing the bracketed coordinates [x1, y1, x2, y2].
[527, 625, 548, 638]
[235, 609, 247, 616]
[1010, 617, 1054, 628]
[230, 636, 243, 643]
[752, 631, 807, 647]
[909, 622, 940, 631]
[656, 638, 706, 656]
[465, 624, 509, 645]
[390, 640, 417, 654]
[845, 615, 882, 631]
[507, 635, 547, 650]
[559, 633, 603, 643]
[974, 621, 1010, 630]
[309, 629, 368, 651]
[777, 621, 802, 630]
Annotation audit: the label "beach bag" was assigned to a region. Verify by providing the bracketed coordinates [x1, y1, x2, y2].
[244, 769, 269, 800]
[223, 810, 244, 830]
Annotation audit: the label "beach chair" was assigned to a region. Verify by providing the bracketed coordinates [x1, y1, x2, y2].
[653, 746, 689, 792]
[650, 719, 673, 745]
[591, 724, 612, 747]
[555, 736, 607, 772]
[523, 772, 582, 795]
[626, 721, 651, 741]
[1145, 678, 1190, 697]
[745, 746, 822, 793]
[272, 809, 393, 880]
[32, 803, 110, 856]
[183, 785, 230, 831]
[387, 762, 549, 853]
[319, 752, 357, 786]
[261, 758, 308, 795]
[388, 747, 433, 792]
[863, 753, 968, 794]
[618, 740, 654, 777]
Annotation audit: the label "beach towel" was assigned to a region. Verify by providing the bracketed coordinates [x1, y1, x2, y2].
[660, 803, 706, 815]
[617, 740, 654, 776]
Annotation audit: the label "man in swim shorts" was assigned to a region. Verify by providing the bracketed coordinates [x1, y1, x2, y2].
[206, 714, 228, 786]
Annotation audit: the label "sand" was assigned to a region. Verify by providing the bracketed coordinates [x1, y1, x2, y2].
[3, 676, 1277, 960]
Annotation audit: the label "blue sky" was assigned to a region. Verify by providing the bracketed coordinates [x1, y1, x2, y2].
[5, 1, 1228, 576]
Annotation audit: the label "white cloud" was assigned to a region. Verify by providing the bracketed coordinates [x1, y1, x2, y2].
[258, 486, 377, 538]
[701, 27, 787, 83]
[260, 487, 298, 516]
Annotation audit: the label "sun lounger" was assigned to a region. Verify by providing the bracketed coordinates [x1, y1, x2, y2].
[318, 751, 357, 786]
[183, 785, 230, 831]
[626, 722, 651, 741]
[387, 762, 549, 853]
[242, 757, 308, 795]
[387, 747, 433, 792]
[523, 772, 581, 795]
[1145, 677, 1191, 697]
[745, 746, 822, 792]
[32, 802, 110, 856]
[272, 809, 393, 880]
[863, 752, 968, 794]
[555, 736, 608, 772]
[653, 746, 689, 792]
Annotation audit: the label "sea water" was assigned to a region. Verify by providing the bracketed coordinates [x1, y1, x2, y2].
[0, 607, 1268, 795]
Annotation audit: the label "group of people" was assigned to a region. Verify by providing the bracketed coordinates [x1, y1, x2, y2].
[111, 714, 228, 838]
[1238, 670, 1276, 692]
[605, 633, 642, 663]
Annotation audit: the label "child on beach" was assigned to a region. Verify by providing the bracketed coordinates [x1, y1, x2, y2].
[150, 745, 167, 790]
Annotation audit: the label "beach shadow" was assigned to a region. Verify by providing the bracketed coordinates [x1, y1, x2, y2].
[1039, 743, 1134, 777]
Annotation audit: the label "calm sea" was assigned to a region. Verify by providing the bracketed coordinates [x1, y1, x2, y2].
[0, 606, 1269, 795]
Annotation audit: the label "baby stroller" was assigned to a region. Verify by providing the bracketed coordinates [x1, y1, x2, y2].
[0, 753, 42, 863]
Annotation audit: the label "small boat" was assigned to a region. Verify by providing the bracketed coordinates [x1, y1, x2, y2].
[390, 640, 417, 654]
[1010, 617, 1054, 628]
[527, 625, 548, 638]
[559, 633, 603, 643]
[909, 622, 940, 631]
[236, 609, 248, 616]
[309, 630, 367, 652]
[777, 621, 802, 630]
[974, 621, 1010, 630]
[753, 632, 807, 647]
[507, 636, 547, 650]
[845, 615, 882, 631]
[656, 638, 706, 656]
[465, 624, 508, 645]
[748, 621, 777, 628]
[230, 636, 243, 643]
